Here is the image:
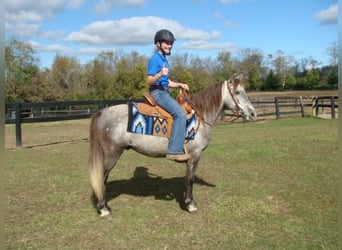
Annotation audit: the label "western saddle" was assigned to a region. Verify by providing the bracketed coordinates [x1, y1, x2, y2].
[135, 90, 194, 139]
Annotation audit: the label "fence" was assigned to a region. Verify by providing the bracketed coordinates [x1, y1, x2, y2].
[5, 99, 142, 147]
[250, 96, 338, 120]
[312, 96, 338, 119]
[5, 96, 338, 147]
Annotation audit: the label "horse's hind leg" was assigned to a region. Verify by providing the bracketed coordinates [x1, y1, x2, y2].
[89, 149, 123, 217]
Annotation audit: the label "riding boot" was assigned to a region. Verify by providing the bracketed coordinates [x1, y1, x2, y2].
[166, 153, 191, 162]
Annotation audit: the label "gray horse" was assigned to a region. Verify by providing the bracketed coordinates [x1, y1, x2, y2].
[88, 75, 257, 217]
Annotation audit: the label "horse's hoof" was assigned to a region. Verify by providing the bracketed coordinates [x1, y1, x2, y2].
[186, 201, 198, 213]
[100, 208, 111, 218]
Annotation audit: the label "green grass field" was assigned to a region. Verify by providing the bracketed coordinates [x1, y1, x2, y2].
[4, 117, 337, 249]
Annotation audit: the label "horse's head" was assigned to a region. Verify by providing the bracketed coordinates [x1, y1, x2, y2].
[224, 75, 257, 121]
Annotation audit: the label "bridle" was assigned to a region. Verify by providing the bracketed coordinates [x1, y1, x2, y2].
[183, 80, 244, 135]
[226, 81, 242, 122]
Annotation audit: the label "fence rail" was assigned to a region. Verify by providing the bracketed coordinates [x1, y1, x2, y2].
[5, 95, 338, 147]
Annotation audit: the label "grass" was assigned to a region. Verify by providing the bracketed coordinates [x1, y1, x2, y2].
[4, 117, 337, 249]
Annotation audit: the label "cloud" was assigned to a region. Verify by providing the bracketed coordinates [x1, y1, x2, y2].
[64, 16, 221, 46]
[179, 40, 238, 53]
[222, 20, 239, 28]
[6, 20, 42, 37]
[28, 41, 72, 53]
[77, 47, 116, 55]
[5, 0, 86, 37]
[67, 0, 86, 9]
[314, 3, 338, 25]
[220, 0, 240, 4]
[94, 0, 145, 13]
[5, 0, 74, 18]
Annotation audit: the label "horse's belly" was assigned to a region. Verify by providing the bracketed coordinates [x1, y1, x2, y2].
[128, 134, 169, 157]
[100, 105, 169, 157]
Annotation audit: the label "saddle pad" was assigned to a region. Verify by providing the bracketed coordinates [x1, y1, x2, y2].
[127, 102, 196, 139]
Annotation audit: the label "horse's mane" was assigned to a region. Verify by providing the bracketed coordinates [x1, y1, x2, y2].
[190, 83, 222, 115]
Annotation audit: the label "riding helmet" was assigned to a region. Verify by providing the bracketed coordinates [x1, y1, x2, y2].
[154, 29, 176, 44]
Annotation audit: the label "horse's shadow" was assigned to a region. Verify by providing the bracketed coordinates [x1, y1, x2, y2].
[91, 166, 216, 211]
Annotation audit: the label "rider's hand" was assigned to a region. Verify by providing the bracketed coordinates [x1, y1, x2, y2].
[160, 64, 169, 76]
[179, 83, 189, 91]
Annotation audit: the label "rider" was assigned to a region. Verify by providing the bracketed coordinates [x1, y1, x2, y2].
[147, 29, 191, 162]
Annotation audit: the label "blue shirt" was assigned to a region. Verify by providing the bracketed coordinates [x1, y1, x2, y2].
[147, 51, 169, 86]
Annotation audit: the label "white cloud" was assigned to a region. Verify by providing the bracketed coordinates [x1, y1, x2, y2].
[5, 20, 42, 37]
[64, 16, 221, 46]
[28, 41, 72, 53]
[78, 47, 115, 55]
[214, 11, 223, 18]
[220, 0, 240, 4]
[67, 0, 86, 9]
[5, 0, 66, 17]
[94, 0, 145, 14]
[222, 20, 239, 28]
[5, 0, 85, 37]
[314, 3, 338, 25]
[179, 40, 238, 53]
[5, 1, 236, 59]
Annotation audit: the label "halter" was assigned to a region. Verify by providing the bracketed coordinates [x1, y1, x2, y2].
[226, 81, 242, 121]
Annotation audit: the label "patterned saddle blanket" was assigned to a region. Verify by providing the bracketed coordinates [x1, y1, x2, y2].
[127, 102, 197, 140]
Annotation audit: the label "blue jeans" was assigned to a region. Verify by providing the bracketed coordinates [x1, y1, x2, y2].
[150, 86, 186, 154]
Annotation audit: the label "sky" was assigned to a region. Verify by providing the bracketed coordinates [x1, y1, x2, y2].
[5, 0, 338, 69]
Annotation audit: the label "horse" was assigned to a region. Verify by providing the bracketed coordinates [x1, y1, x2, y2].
[88, 75, 257, 217]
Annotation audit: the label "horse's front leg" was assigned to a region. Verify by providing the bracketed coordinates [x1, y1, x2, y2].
[184, 159, 199, 212]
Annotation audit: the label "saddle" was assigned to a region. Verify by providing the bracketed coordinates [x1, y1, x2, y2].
[135, 90, 194, 139]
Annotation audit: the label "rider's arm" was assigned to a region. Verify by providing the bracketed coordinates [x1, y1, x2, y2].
[169, 80, 189, 91]
[147, 73, 162, 86]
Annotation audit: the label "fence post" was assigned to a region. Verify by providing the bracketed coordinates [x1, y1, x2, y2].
[331, 96, 336, 119]
[275, 97, 280, 119]
[312, 96, 317, 116]
[15, 103, 22, 147]
[98, 100, 104, 110]
[299, 96, 304, 117]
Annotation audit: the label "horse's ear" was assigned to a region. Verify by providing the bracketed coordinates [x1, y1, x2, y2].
[233, 74, 242, 84]
[235, 74, 243, 80]
[234, 78, 240, 85]
[233, 74, 245, 88]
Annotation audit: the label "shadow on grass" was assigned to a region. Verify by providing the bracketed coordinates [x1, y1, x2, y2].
[92, 166, 216, 211]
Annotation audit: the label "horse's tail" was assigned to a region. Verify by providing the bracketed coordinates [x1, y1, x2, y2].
[88, 111, 105, 204]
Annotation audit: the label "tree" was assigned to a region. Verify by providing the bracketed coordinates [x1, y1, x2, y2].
[304, 69, 320, 89]
[5, 37, 40, 102]
[50, 55, 81, 90]
[327, 66, 338, 89]
[25, 69, 65, 102]
[326, 42, 338, 66]
[235, 48, 264, 90]
[86, 58, 112, 99]
[271, 50, 294, 89]
[264, 70, 281, 90]
[213, 51, 235, 83]
[284, 75, 296, 90]
[112, 51, 148, 99]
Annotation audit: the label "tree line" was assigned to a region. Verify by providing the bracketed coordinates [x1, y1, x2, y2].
[5, 37, 338, 103]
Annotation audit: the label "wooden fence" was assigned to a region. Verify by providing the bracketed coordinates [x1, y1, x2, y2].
[312, 96, 338, 119]
[5, 99, 142, 147]
[5, 96, 338, 147]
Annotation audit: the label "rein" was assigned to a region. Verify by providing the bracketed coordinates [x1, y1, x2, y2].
[181, 91, 212, 141]
[183, 79, 243, 138]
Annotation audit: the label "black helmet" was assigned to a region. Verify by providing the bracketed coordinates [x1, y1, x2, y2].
[154, 29, 175, 44]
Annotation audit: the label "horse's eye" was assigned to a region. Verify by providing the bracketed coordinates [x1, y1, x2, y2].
[235, 91, 240, 95]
